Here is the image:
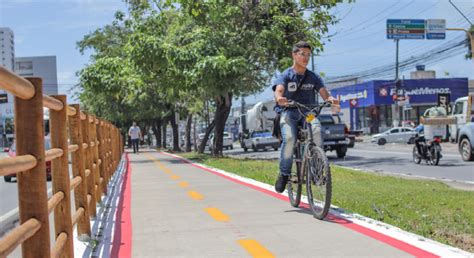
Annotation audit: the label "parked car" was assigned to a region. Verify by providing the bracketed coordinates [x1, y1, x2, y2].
[370, 127, 416, 145]
[209, 132, 233, 150]
[3, 137, 52, 182]
[458, 122, 474, 161]
[242, 131, 279, 152]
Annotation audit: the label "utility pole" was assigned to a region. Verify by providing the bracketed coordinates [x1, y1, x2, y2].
[392, 39, 401, 126]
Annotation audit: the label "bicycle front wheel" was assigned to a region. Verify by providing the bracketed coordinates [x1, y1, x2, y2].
[287, 153, 302, 207]
[304, 145, 332, 220]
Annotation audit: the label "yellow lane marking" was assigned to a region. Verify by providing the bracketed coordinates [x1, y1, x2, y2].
[238, 239, 275, 258]
[187, 191, 204, 200]
[178, 181, 189, 188]
[170, 175, 181, 180]
[205, 208, 229, 222]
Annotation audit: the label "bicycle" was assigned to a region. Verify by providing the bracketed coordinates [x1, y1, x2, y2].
[285, 100, 332, 220]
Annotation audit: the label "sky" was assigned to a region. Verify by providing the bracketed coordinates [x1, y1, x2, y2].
[1, 0, 473, 106]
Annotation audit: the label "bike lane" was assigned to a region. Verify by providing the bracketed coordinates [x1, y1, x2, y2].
[118, 150, 465, 257]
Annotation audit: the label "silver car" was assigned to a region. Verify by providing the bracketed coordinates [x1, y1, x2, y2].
[371, 127, 416, 145]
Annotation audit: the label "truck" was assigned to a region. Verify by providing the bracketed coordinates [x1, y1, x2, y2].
[449, 94, 474, 142]
[239, 100, 280, 152]
[316, 112, 350, 158]
[239, 100, 349, 157]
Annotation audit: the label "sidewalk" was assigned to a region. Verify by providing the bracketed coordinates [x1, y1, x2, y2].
[110, 148, 471, 257]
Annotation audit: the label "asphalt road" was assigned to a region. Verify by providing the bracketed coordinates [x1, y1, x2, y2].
[223, 141, 474, 184]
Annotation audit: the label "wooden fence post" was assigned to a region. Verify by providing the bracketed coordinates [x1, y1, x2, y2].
[89, 116, 101, 203]
[50, 95, 74, 258]
[68, 105, 91, 239]
[81, 113, 97, 218]
[97, 120, 107, 195]
[15, 77, 50, 257]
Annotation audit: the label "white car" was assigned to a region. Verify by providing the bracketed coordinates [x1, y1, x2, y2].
[208, 132, 234, 150]
[371, 127, 416, 145]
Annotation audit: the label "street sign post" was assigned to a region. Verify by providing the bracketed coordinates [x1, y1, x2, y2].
[387, 19, 425, 40]
[426, 19, 446, 39]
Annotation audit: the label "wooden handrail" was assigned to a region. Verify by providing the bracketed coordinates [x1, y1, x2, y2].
[68, 144, 79, 153]
[72, 208, 85, 226]
[51, 232, 68, 258]
[82, 143, 88, 149]
[48, 191, 65, 214]
[70, 176, 82, 191]
[43, 95, 64, 111]
[87, 194, 92, 207]
[67, 106, 76, 116]
[90, 141, 95, 147]
[85, 169, 91, 178]
[0, 67, 35, 100]
[45, 148, 63, 162]
[0, 155, 37, 176]
[0, 218, 41, 257]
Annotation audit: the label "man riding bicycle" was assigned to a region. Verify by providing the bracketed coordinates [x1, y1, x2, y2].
[272, 41, 337, 193]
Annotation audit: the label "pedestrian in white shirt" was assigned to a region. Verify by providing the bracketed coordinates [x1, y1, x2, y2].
[128, 122, 142, 153]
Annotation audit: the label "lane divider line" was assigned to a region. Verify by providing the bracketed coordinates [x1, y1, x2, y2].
[178, 181, 189, 188]
[205, 207, 230, 222]
[187, 191, 204, 200]
[238, 239, 275, 258]
[170, 175, 180, 180]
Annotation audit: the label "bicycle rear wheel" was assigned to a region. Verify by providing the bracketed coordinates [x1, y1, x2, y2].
[305, 145, 332, 220]
[287, 149, 302, 207]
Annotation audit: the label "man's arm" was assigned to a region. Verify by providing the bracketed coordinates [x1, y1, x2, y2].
[319, 87, 336, 103]
[274, 85, 288, 106]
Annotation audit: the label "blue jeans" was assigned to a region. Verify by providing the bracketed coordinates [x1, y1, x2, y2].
[279, 109, 321, 176]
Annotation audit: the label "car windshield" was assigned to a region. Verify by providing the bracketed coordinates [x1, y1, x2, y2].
[317, 115, 334, 125]
[252, 131, 272, 138]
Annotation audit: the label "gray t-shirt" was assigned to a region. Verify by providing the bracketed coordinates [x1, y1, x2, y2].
[272, 68, 325, 105]
[129, 126, 141, 140]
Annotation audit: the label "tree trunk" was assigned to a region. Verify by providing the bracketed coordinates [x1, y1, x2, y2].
[185, 113, 193, 152]
[193, 116, 198, 152]
[212, 92, 233, 157]
[198, 119, 215, 154]
[161, 119, 167, 148]
[152, 118, 162, 148]
[169, 111, 180, 152]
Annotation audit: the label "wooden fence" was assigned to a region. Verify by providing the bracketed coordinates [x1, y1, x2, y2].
[0, 67, 124, 258]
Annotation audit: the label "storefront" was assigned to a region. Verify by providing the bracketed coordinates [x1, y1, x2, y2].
[330, 78, 468, 134]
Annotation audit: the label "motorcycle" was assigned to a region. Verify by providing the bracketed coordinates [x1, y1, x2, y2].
[412, 135, 442, 166]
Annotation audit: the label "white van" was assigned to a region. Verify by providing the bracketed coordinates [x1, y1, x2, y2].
[450, 95, 474, 142]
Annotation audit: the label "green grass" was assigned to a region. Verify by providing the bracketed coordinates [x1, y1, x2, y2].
[179, 152, 474, 252]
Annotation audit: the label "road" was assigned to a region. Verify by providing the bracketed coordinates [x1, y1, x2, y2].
[223, 141, 474, 184]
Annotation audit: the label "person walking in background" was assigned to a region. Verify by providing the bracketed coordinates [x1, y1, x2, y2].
[129, 122, 142, 154]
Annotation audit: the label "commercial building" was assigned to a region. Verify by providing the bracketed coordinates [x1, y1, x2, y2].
[0, 27, 15, 147]
[330, 78, 469, 134]
[15, 56, 58, 95]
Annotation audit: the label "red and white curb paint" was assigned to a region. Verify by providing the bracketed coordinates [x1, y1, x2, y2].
[161, 151, 472, 258]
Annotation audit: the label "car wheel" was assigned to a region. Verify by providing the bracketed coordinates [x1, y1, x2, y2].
[252, 145, 258, 152]
[230, 145, 233, 150]
[377, 138, 386, 145]
[274, 147, 278, 151]
[336, 146, 347, 158]
[4, 176, 12, 182]
[243, 147, 248, 152]
[460, 138, 474, 161]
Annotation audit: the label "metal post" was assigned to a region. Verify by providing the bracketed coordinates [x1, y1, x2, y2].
[395, 39, 399, 80]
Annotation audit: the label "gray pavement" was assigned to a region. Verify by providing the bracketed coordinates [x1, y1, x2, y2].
[129, 150, 415, 257]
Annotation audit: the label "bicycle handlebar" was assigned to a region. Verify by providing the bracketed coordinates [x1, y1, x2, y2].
[287, 100, 332, 114]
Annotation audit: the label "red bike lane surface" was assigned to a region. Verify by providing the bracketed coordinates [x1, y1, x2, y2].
[112, 150, 443, 258]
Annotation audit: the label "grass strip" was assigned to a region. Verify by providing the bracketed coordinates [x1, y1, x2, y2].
[178, 152, 473, 252]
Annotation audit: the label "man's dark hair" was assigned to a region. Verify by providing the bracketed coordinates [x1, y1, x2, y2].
[292, 41, 312, 52]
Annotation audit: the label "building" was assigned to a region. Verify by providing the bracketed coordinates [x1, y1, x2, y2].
[15, 56, 58, 95]
[0, 27, 15, 147]
[330, 78, 469, 134]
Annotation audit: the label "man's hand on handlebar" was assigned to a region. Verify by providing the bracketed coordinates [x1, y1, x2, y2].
[276, 96, 289, 107]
